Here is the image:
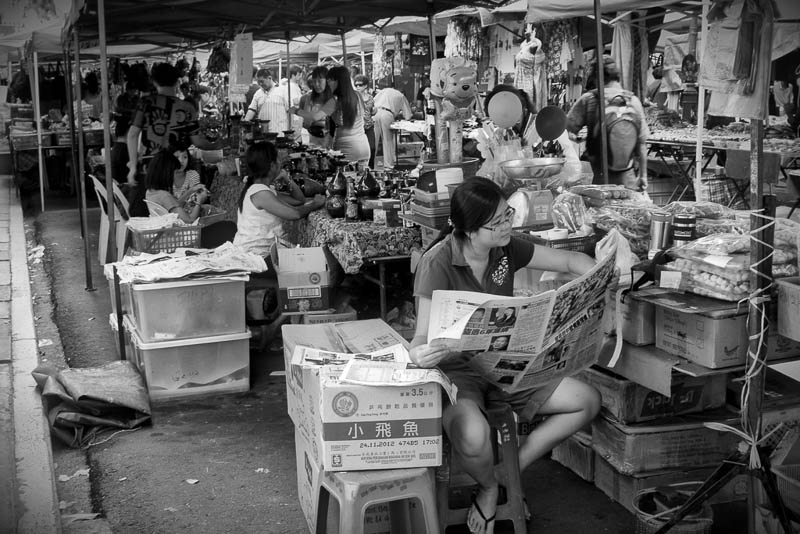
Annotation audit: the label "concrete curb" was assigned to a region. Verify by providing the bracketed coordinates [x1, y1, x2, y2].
[6, 175, 61, 534]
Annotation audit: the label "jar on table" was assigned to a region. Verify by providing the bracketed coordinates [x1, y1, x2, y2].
[671, 214, 697, 247]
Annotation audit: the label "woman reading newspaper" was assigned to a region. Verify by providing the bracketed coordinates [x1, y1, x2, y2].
[410, 177, 600, 534]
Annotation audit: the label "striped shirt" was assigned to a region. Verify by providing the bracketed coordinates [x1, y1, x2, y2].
[248, 88, 288, 133]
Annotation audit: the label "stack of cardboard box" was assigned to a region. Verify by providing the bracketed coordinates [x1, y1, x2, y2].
[551, 286, 800, 514]
[282, 319, 444, 532]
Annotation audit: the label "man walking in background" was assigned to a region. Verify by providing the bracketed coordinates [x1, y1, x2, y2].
[373, 81, 413, 169]
[244, 68, 289, 134]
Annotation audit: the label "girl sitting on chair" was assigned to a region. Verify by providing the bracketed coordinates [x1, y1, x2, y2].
[232, 141, 325, 259]
[145, 151, 208, 223]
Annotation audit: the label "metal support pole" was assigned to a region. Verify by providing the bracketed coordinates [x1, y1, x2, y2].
[74, 27, 93, 290]
[285, 32, 293, 135]
[32, 51, 45, 211]
[98, 0, 117, 262]
[593, 0, 609, 184]
[340, 30, 348, 69]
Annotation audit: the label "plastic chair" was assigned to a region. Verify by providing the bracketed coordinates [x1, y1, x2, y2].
[144, 199, 170, 217]
[436, 404, 527, 534]
[89, 175, 129, 264]
[316, 467, 440, 534]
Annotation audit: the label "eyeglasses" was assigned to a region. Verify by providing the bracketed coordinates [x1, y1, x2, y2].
[354, 83, 366, 87]
[481, 207, 516, 232]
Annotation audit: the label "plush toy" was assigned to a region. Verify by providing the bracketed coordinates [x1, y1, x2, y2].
[439, 66, 480, 121]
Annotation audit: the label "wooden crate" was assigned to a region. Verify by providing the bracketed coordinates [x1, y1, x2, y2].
[576, 366, 726, 424]
[551, 430, 594, 482]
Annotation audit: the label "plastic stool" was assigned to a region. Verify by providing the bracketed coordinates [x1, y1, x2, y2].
[436, 404, 527, 533]
[316, 467, 440, 534]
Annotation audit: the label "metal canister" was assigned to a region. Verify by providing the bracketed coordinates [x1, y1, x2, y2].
[671, 214, 697, 246]
[649, 211, 672, 256]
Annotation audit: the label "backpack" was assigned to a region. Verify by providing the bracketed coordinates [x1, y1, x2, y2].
[589, 90, 640, 173]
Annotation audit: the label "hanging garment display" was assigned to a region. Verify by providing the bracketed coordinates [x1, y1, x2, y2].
[444, 16, 484, 63]
[611, 13, 634, 91]
[514, 34, 540, 104]
[701, 0, 775, 119]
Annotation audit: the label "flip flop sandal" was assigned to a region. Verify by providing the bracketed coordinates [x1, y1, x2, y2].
[468, 493, 496, 534]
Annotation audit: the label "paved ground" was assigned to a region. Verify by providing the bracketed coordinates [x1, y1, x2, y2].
[7, 178, 752, 533]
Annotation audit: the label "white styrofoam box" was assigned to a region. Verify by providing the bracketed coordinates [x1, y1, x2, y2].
[130, 277, 246, 342]
[129, 327, 250, 402]
[777, 277, 800, 343]
[104, 264, 132, 317]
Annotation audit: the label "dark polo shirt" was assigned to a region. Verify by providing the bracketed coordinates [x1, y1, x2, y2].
[414, 234, 535, 299]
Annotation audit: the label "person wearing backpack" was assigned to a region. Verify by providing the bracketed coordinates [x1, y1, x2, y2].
[567, 56, 649, 191]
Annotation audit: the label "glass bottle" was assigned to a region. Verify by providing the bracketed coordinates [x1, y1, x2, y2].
[329, 161, 347, 197]
[345, 174, 359, 222]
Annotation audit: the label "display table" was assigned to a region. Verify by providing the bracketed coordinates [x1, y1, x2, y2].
[282, 210, 421, 274]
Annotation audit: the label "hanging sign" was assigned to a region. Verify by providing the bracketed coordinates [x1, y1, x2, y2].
[229, 33, 253, 104]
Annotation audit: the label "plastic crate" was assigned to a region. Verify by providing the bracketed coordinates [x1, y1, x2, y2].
[130, 278, 247, 342]
[127, 326, 250, 402]
[771, 464, 800, 515]
[83, 129, 105, 146]
[129, 225, 202, 254]
[513, 231, 600, 256]
[11, 134, 39, 150]
[53, 131, 73, 146]
[412, 188, 450, 208]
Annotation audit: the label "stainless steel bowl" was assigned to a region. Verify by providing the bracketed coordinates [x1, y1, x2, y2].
[499, 158, 566, 180]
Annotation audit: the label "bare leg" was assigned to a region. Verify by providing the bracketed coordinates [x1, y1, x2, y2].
[444, 398, 498, 534]
[518, 377, 601, 472]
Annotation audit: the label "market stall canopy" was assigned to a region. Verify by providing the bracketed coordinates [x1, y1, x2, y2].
[252, 30, 391, 64]
[64, 0, 518, 46]
[366, 1, 527, 35]
[527, 0, 800, 22]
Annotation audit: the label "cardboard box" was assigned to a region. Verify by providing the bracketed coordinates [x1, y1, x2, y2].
[593, 454, 747, 514]
[282, 320, 441, 471]
[655, 307, 748, 368]
[282, 319, 410, 427]
[591, 412, 740, 475]
[294, 428, 397, 534]
[364, 199, 402, 227]
[302, 306, 357, 325]
[777, 278, 800, 343]
[727, 368, 800, 409]
[602, 291, 655, 346]
[273, 245, 333, 313]
[577, 366, 726, 424]
[551, 431, 594, 482]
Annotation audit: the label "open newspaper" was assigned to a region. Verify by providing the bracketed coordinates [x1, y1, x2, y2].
[427, 245, 616, 392]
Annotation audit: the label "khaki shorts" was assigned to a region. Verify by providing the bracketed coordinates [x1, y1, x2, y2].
[441, 355, 561, 423]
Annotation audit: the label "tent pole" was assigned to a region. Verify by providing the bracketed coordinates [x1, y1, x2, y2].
[694, 0, 708, 192]
[32, 51, 45, 212]
[285, 31, 293, 136]
[360, 50, 366, 78]
[594, 0, 609, 184]
[98, 0, 116, 263]
[428, 12, 437, 64]
[73, 28, 93, 290]
[340, 31, 348, 68]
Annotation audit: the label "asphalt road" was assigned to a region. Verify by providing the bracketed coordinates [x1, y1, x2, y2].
[28, 199, 746, 534]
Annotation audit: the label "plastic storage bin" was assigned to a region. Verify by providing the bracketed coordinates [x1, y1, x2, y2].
[127, 326, 250, 401]
[777, 277, 800, 343]
[130, 278, 246, 342]
[129, 225, 202, 254]
[104, 265, 132, 317]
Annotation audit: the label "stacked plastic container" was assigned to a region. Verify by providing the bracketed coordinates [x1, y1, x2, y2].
[109, 273, 251, 402]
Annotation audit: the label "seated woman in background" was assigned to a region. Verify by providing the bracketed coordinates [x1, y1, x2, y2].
[232, 141, 325, 259]
[145, 151, 208, 223]
[293, 66, 335, 148]
[169, 142, 205, 206]
[324, 66, 370, 164]
[410, 177, 600, 534]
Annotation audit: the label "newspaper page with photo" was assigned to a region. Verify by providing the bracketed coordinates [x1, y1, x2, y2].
[427, 244, 617, 392]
